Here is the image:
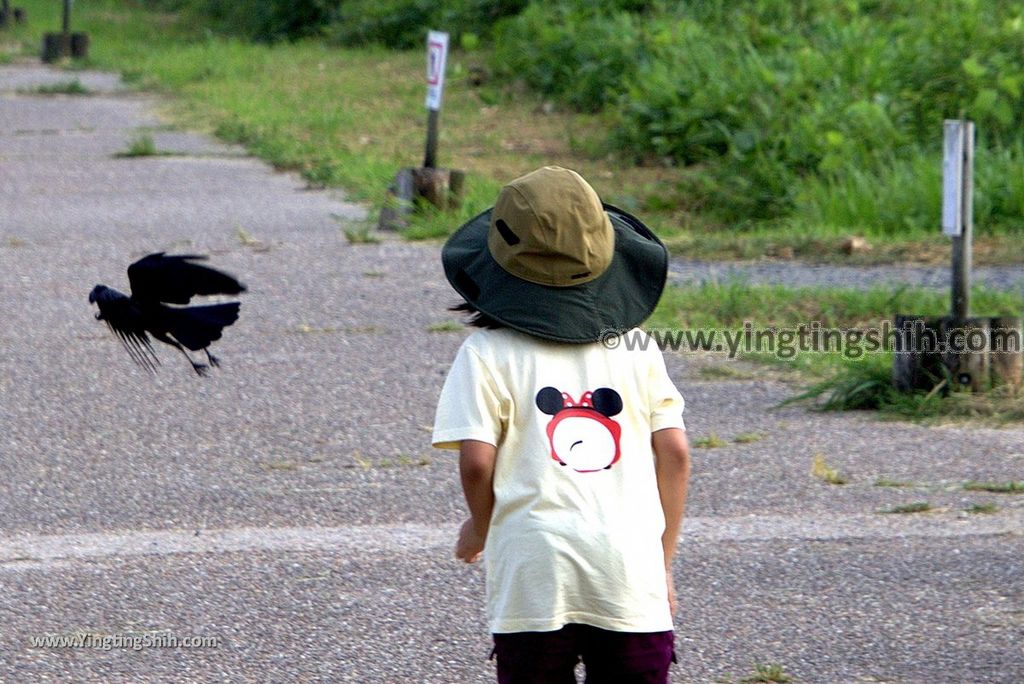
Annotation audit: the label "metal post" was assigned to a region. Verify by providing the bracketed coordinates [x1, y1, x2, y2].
[951, 121, 973, 320]
[423, 109, 439, 169]
[62, 0, 71, 35]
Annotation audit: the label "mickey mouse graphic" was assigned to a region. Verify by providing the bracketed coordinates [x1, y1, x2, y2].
[536, 386, 624, 472]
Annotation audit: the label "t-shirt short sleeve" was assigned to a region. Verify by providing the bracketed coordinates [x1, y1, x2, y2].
[432, 341, 506, 450]
[648, 348, 686, 433]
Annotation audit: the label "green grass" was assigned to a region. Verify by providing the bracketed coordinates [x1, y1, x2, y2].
[19, 79, 91, 95]
[499, 2, 1024, 243]
[693, 433, 729, 449]
[966, 503, 1000, 514]
[733, 432, 763, 444]
[697, 365, 757, 381]
[740, 663, 792, 683]
[343, 225, 381, 245]
[874, 478, 914, 488]
[810, 454, 848, 485]
[114, 133, 162, 158]
[878, 502, 933, 515]
[427, 321, 462, 333]
[963, 481, 1024, 494]
[235, 226, 269, 251]
[791, 361, 1024, 423]
[652, 282, 1024, 333]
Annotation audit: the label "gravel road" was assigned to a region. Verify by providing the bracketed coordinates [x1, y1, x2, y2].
[670, 258, 1024, 293]
[2, 62, 1022, 683]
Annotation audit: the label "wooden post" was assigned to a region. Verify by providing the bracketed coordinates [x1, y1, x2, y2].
[378, 168, 416, 231]
[448, 169, 465, 209]
[990, 315, 1023, 393]
[42, 0, 75, 62]
[892, 315, 948, 393]
[42, 0, 87, 62]
[944, 316, 990, 392]
[414, 167, 449, 208]
[42, 32, 72, 62]
[70, 31, 89, 58]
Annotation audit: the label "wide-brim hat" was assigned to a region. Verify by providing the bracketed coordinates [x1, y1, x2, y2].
[441, 166, 668, 343]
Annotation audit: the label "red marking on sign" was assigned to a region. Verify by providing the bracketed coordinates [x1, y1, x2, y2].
[427, 41, 445, 85]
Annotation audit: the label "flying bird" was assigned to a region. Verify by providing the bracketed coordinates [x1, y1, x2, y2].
[89, 253, 246, 376]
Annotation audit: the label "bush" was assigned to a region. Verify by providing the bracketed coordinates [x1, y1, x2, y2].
[149, 0, 340, 41]
[491, 3, 645, 112]
[491, 0, 1024, 232]
[329, 0, 528, 49]
[329, 0, 434, 48]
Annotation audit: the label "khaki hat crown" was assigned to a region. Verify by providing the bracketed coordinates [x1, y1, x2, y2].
[486, 166, 614, 287]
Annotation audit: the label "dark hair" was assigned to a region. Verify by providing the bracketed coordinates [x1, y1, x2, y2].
[450, 302, 505, 329]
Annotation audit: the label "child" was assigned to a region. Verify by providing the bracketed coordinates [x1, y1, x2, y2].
[432, 166, 690, 684]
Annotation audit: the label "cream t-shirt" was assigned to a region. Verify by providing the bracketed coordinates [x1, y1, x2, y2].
[433, 327, 686, 634]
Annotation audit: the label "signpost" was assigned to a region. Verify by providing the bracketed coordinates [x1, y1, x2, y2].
[943, 120, 973, 320]
[423, 31, 448, 169]
[425, 31, 449, 111]
[893, 119, 1022, 394]
[378, 30, 463, 230]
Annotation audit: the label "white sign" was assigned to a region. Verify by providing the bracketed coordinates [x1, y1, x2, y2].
[942, 120, 964, 237]
[425, 30, 449, 111]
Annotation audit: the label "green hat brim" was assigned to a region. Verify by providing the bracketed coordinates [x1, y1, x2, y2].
[441, 203, 668, 343]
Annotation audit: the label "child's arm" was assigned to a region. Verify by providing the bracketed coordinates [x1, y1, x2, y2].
[652, 427, 691, 614]
[456, 439, 497, 563]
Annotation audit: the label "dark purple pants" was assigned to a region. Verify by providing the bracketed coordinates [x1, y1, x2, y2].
[492, 624, 675, 684]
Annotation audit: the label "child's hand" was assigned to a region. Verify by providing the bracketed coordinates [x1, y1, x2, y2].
[455, 518, 486, 563]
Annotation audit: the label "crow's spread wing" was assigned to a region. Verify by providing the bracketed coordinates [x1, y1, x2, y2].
[127, 253, 247, 305]
[91, 286, 160, 373]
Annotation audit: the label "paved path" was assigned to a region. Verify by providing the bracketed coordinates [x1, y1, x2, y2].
[670, 259, 1024, 294]
[1, 62, 1022, 683]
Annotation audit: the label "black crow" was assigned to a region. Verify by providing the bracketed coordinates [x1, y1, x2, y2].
[89, 253, 246, 376]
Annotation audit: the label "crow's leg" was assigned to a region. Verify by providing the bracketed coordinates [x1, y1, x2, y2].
[204, 349, 220, 368]
[151, 332, 209, 376]
[178, 346, 209, 376]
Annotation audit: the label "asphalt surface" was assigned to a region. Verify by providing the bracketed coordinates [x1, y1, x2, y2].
[669, 259, 1024, 295]
[1, 62, 1022, 683]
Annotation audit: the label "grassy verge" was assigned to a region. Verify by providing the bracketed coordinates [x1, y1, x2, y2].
[1, 0, 1021, 264]
[651, 282, 1024, 423]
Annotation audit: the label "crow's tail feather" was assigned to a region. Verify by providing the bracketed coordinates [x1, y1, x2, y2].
[167, 302, 241, 351]
[108, 323, 160, 373]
